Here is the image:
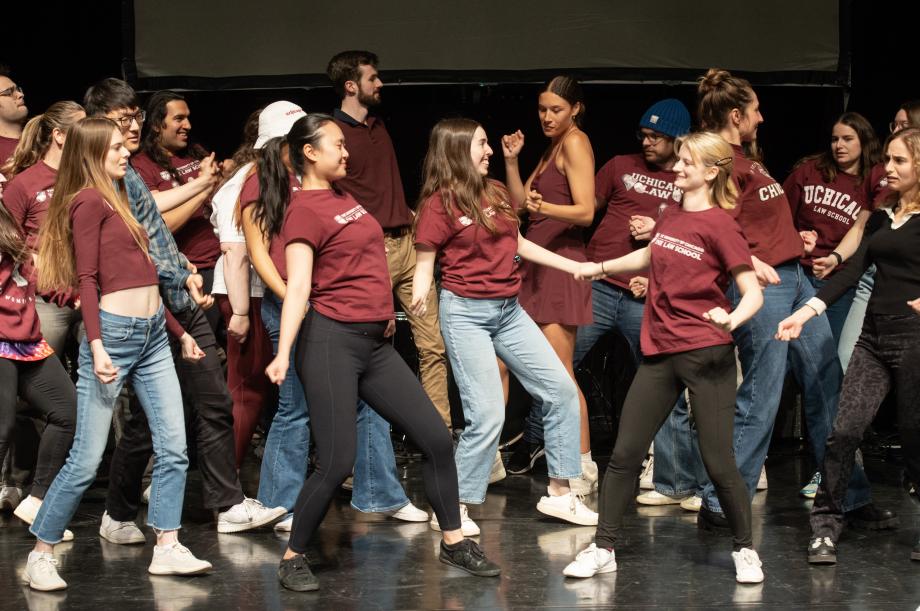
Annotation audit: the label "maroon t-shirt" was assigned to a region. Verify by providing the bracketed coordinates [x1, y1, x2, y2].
[0, 253, 41, 342]
[132, 152, 221, 269]
[415, 187, 521, 298]
[240, 171, 301, 282]
[642, 205, 752, 356]
[726, 145, 803, 266]
[588, 153, 681, 289]
[3, 161, 56, 251]
[333, 110, 412, 230]
[784, 159, 884, 270]
[281, 189, 393, 322]
[0, 136, 18, 168]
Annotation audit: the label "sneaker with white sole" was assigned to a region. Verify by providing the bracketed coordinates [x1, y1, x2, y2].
[732, 547, 764, 583]
[636, 490, 688, 506]
[148, 543, 212, 576]
[569, 460, 599, 495]
[383, 502, 429, 522]
[756, 466, 768, 491]
[536, 490, 598, 526]
[799, 472, 820, 499]
[274, 515, 293, 533]
[430, 504, 480, 537]
[217, 498, 287, 533]
[23, 551, 67, 591]
[13, 495, 74, 541]
[563, 543, 617, 578]
[99, 511, 146, 544]
[639, 456, 654, 490]
[488, 450, 507, 484]
[0, 485, 22, 512]
[680, 496, 703, 512]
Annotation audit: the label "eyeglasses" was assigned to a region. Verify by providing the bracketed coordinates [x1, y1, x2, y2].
[636, 130, 668, 145]
[112, 110, 146, 128]
[890, 120, 910, 133]
[0, 85, 23, 98]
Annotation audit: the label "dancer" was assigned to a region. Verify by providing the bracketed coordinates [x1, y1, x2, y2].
[565, 131, 764, 583]
[412, 118, 596, 532]
[265, 113, 500, 591]
[503, 75, 597, 493]
[24, 117, 211, 591]
[777, 127, 920, 564]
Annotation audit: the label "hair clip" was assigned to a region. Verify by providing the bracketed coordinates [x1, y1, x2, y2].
[713, 156, 733, 167]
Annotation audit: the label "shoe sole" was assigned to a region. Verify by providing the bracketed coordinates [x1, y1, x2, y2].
[535, 501, 598, 526]
[389, 511, 430, 523]
[563, 563, 617, 578]
[736, 575, 765, 584]
[99, 530, 146, 545]
[148, 564, 213, 576]
[807, 554, 837, 565]
[22, 576, 67, 592]
[847, 516, 900, 530]
[439, 555, 501, 577]
[680, 500, 702, 512]
[506, 450, 546, 476]
[911, 551, 920, 561]
[636, 496, 687, 506]
[800, 491, 817, 499]
[217, 507, 288, 534]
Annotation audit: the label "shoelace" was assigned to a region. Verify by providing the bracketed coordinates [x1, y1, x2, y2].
[568, 493, 589, 513]
[811, 537, 834, 549]
[739, 549, 762, 567]
[35, 556, 60, 574]
[463, 540, 486, 560]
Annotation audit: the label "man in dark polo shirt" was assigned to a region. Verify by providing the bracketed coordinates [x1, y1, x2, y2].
[327, 50, 451, 430]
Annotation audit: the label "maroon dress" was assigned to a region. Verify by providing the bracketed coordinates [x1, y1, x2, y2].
[518, 155, 593, 326]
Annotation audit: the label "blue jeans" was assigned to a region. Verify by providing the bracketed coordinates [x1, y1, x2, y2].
[32, 307, 188, 543]
[257, 293, 408, 513]
[440, 289, 581, 504]
[526, 281, 705, 496]
[806, 271, 856, 350]
[701, 263, 871, 514]
[837, 265, 875, 372]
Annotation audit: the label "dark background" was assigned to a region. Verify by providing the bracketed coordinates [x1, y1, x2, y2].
[3, 1, 917, 204]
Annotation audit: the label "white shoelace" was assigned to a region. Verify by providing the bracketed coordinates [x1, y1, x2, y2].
[811, 537, 834, 549]
[737, 548, 762, 567]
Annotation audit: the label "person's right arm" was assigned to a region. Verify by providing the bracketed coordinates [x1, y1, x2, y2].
[812, 209, 871, 279]
[149, 152, 218, 213]
[242, 205, 286, 298]
[576, 246, 652, 280]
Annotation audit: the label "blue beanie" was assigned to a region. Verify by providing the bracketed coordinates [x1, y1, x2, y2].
[639, 99, 691, 138]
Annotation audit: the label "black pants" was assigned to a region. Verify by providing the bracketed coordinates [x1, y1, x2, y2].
[288, 310, 459, 554]
[811, 314, 920, 541]
[106, 305, 243, 518]
[596, 344, 753, 551]
[0, 356, 75, 498]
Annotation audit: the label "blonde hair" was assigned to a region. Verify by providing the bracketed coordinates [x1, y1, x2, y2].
[674, 131, 738, 210]
[36, 117, 148, 294]
[0, 101, 84, 179]
[885, 127, 920, 214]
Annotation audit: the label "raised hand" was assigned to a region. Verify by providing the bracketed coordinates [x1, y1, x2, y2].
[501, 130, 525, 159]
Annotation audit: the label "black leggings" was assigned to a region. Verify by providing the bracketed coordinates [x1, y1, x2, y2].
[811, 313, 920, 541]
[0, 355, 75, 498]
[288, 310, 460, 554]
[596, 344, 753, 551]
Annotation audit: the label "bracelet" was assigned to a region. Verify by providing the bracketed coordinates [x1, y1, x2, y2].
[830, 251, 843, 265]
[600, 261, 607, 276]
[232, 312, 249, 317]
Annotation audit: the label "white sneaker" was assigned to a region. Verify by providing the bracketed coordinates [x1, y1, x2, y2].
[0, 485, 22, 511]
[148, 543, 213, 575]
[639, 456, 654, 490]
[142, 484, 150, 505]
[636, 490, 688, 506]
[217, 498, 287, 533]
[732, 547, 764, 584]
[680, 496, 703, 512]
[756, 466, 768, 491]
[536, 490, 598, 526]
[274, 515, 293, 533]
[383, 502, 429, 522]
[99, 511, 145, 544]
[563, 543, 617, 578]
[23, 551, 67, 591]
[569, 460, 599, 495]
[13, 495, 74, 541]
[429, 504, 480, 536]
[488, 450, 507, 484]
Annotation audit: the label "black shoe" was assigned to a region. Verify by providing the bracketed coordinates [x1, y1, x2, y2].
[506, 441, 546, 475]
[807, 536, 837, 565]
[697, 505, 730, 532]
[440, 539, 502, 577]
[846, 504, 899, 530]
[278, 554, 319, 591]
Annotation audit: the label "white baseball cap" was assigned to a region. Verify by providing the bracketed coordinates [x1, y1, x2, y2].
[255, 101, 306, 149]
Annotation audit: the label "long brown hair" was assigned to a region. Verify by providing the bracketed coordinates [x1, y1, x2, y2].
[0, 101, 84, 179]
[698, 68, 762, 163]
[794, 112, 881, 186]
[415, 118, 517, 234]
[884, 127, 920, 214]
[36, 118, 148, 294]
[0, 202, 27, 263]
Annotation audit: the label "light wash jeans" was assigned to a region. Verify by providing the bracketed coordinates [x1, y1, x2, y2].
[837, 265, 875, 372]
[257, 292, 409, 514]
[31, 307, 188, 543]
[701, 263, 871, 514]
[440, 289, 581, 504]
[527, 280, 706, 496]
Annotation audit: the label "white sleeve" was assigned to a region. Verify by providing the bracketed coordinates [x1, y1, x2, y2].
[210, 163, 252, 244]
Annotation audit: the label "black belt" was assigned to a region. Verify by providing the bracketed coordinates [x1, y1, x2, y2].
[383, 225, 411, 238]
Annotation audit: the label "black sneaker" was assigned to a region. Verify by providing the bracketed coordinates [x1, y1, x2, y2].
[506, 441, 545, 475]
[807, 536, 837, 564]
[846, 504, 899, 530]
[278, 554, 319, 591]
[696, 505, 730, 532]
[440, 539, 501, 577]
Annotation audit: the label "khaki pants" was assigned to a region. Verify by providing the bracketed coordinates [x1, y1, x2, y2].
[384, 232, 450, 427]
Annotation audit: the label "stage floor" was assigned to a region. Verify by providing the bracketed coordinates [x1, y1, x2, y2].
[1, 450, 918, 610]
